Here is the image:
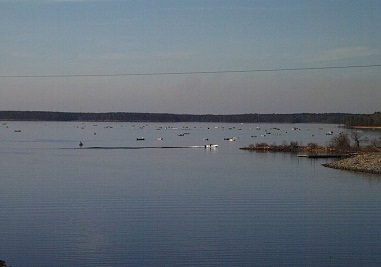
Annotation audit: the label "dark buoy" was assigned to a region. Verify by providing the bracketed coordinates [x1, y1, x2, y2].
[79, 141, 83, 148]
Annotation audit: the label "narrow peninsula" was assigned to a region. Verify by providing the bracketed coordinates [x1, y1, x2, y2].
[241, 131, 381, 175]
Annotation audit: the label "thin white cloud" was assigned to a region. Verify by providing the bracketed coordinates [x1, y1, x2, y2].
[314, 46, 381, 62]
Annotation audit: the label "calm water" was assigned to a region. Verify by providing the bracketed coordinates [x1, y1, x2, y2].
[1, 122, 380, 266]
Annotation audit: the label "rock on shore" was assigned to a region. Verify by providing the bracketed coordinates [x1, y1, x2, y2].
[323, 153, 381, 175]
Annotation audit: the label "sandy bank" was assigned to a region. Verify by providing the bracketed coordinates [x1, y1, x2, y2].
[347, 126, 381, 130]
[322, 153, 381, 175]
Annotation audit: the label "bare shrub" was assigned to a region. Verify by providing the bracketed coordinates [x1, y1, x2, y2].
[372, 135, 381, 149]
[330, 132, 351, 151]
[307, 142, 318, 149]
[290, 141, 298, 151]
[350, 131, 363, 148]
[256, 142, 269, 147]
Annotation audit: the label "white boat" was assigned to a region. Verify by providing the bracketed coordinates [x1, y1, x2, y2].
[224, 137, 237, 141]
[204, 144, 218, 148]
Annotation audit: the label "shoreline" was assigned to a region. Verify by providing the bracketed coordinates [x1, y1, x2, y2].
[322, 153, 381, 175]
[346, 126, 381, 130]
[240, 143, 381, 175]
[240, 143, 352, 154]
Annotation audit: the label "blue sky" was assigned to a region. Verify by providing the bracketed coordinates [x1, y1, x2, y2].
[1, 0, 380, 114]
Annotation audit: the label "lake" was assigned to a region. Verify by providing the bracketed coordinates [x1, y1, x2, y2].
[1, 121, 380, 266]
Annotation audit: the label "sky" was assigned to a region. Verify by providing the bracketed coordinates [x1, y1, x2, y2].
[0, 0, 380, 114]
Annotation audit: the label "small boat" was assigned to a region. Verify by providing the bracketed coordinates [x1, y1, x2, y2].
[14, 130, 21, 132]
[136, 137, 145, 141]
[204, 144, 218, 148]
[157, 137, 163, 140]
[326, 131, 334, 135]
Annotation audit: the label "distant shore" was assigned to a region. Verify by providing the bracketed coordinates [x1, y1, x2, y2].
[0, 110, 369, 124]
[0, 111, 379, 125]
[346, 126, 381, 130]
[322, 153, 381, 175]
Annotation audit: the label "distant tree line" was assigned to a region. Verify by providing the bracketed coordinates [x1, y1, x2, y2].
[343, 112, 381, 127]
[0, 111, 379, 125]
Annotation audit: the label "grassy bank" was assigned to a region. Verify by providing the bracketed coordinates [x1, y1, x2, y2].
[240, 141, 378, 154]
[240, 142, 333, 154]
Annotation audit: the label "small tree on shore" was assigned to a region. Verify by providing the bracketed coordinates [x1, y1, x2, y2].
[350, 131, 363, 149]
[307, 142, 318, 153]
[290, 141, 299, 152]
[372, 135, 381, 149]
[330, 132, 351, 151]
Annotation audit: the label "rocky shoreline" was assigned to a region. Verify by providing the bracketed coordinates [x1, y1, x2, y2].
[322, 153, 381, 175]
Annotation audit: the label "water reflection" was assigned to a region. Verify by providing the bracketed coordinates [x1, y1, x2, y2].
[0, 122, 380, 266]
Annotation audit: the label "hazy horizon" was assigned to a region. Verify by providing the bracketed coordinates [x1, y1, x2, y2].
[1, 0, 380, 114]
[0, 110, 378, 116]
